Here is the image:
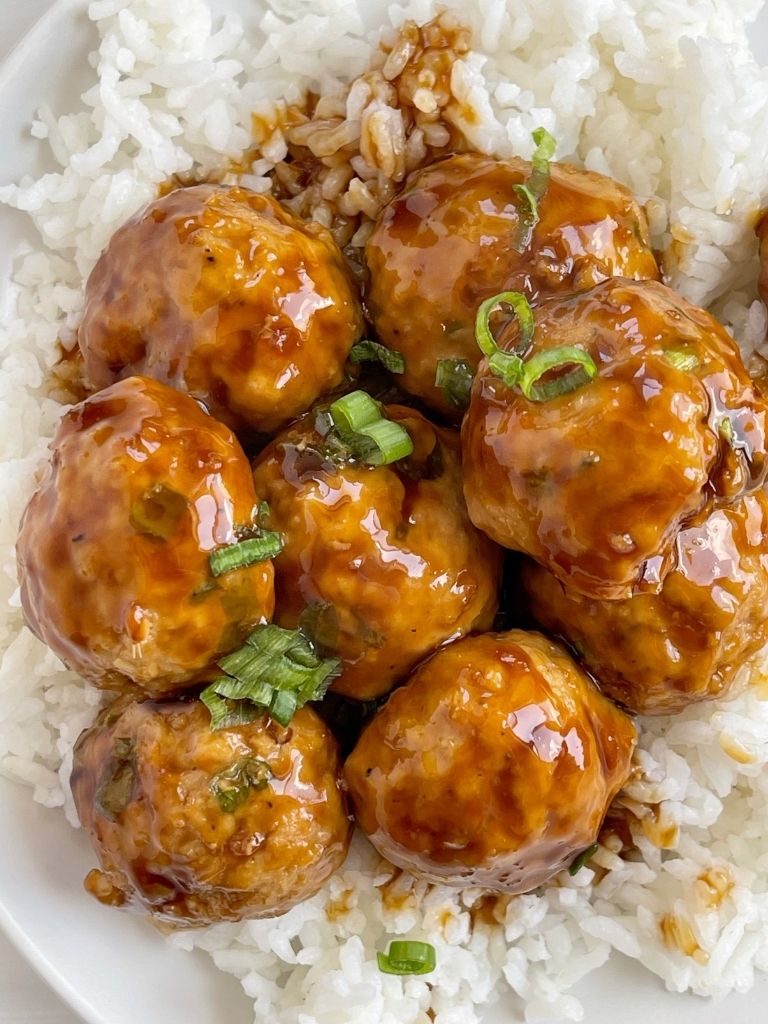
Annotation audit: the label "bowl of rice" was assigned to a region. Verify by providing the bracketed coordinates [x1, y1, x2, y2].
[2, 1, 768, 1022]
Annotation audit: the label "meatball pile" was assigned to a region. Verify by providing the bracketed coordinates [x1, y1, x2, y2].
[16, 136, 768, 931]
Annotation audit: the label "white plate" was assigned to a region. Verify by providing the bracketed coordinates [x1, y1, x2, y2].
[2, 3, 768, 1023]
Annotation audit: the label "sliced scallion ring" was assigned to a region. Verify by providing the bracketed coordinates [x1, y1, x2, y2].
[377, 941, 436, 976]
[329, 390, 413, 466]
[511, 126, 557, 252]
[329, 391, 381, 434]
[475, 291, 534, 387]
[519, 346, 598, 402]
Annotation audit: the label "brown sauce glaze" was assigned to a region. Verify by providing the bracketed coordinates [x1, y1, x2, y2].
[78, 184, 363, 435]
[16, 376, 274, 695]
[365, 153, 660, 415]
[71, 698, 352, 927]
[461, 278, 768, 600]
[522, 491, 768, 715]
[251, 404, 502, 700]
[344, 630, 636, 893]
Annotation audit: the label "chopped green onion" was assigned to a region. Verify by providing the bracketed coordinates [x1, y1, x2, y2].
[129, 484, 187, 540]
[201, 688, 263, 730]
[377, 941, 436, 976]
[349, 340, 406, 374]
[95, 737, 136, 822]
[512, 126, 557, 252]
[475, 291, 534, 387]
[202, 624, 342, 730]
[568, 842, 599, 876]
[209, 533, 284, 577]
[435, 358, 475, 409]
[328, 390, 414, 467]
[329, 391, 381, 434]
[520, 346, 598, 402]
[663, 347, 700, 373]
[355, 419, 414, 466]
[210, 757, 272, 813]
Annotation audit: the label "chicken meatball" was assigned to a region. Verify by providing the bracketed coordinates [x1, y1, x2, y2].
[522, 492, 768, 716]
[16, 376, 275, 695]
[78, 185, 363, 434]
[71, 698, 351, 926]
[345, 630, 636, 892]
[462, 278, 768, 600]
[365, 153, 659, 414]
[251, 404, 502, 700]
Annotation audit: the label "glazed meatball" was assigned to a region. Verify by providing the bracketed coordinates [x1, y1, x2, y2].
[251, 405, 502, 700]
[462, 278, 768, 600]
[16, 376, 275, 695]
[345, 630, 636, 892]
[78, 185, 363, 434]
[365, 153, 659, 414]
[522, 492, 768, 716]
[71, 698, 351, 926]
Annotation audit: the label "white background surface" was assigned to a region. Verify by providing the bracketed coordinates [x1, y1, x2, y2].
[1, 1, 768, 1023]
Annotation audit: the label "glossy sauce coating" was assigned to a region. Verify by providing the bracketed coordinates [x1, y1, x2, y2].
[365, 153, 659, 414]
[462, 278, 768, 600]
[522, 492, 768, 716]
[251, 405, 502, 700]
[71, 699, 352, 926]
[345, 630, 636, 892]
[16, 376, 274, 695]
[78, 185, 363, 433]
[758, 211, 768, 312]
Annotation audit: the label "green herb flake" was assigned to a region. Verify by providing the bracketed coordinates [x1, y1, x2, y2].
[435, 358, 475, 410]
[568, 842, 599, 876]
[129, 484, 188, 540]
[95, 737, 136, 822]
[209, 533, 284, 577]
[349, 340, 406, 374]
[210, 757, 272, 813]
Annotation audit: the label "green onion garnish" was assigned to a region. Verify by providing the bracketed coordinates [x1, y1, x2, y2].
[568, 842, 599, 876]
[95, 738, 136, 822]
[719, 418, 736, 448]
[377, 941, 436, 976]
[519, 346, 598, 402]
[209, 533, 284, 577]
[201, 624, 342, 729]
[210, 757, 272, 813]
[329, 390, 380, 434]
[512, 126, 557, 253]
[349, 340, 406, 374]
[435, 358, 475, 409]
[328, 391, 414, 467]
[129, 484, 187, 540]
[201, 689, 263, 730]
[663, 347, 700, 373]
[474, 291, 534, 387]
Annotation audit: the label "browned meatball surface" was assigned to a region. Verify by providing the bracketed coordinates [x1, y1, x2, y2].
[71, 698, 352, 926]
[462, 278, 768, 600]
[365, 153, 659, 414]
[345, 630, 636, 892]
[523, 492, 768, 716]
[759, 211, 768, 311]
[78, 185, 363, 434]
[16, 376, 275, 695]
[251, 405, 502, 700]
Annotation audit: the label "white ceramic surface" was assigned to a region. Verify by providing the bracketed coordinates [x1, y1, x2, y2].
[1, 2, 768, 1022]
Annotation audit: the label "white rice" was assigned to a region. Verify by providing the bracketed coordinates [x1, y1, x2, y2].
[2, 1, 768, 1022]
